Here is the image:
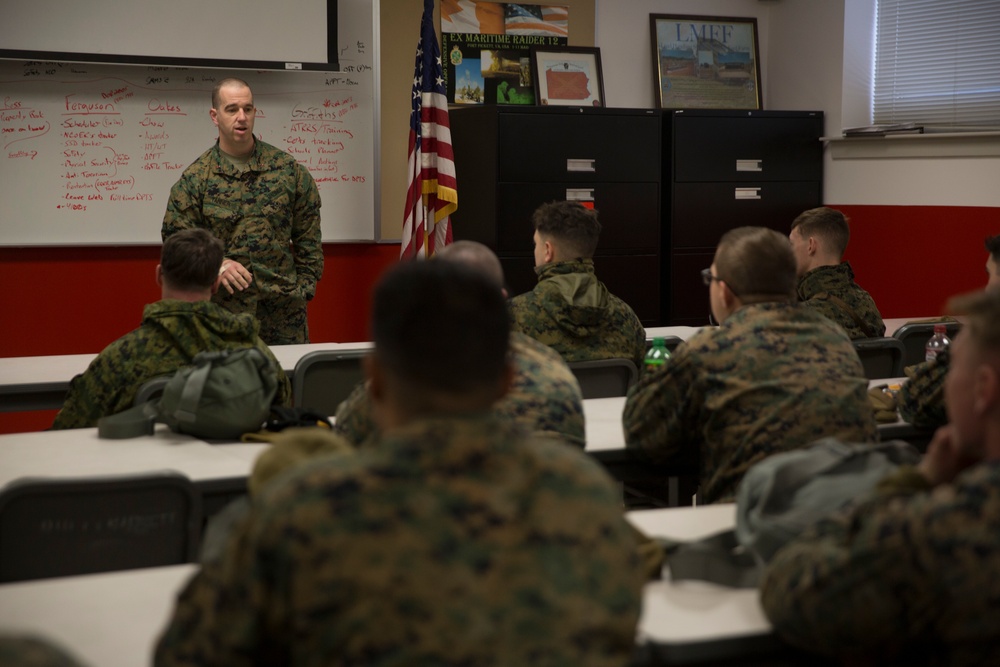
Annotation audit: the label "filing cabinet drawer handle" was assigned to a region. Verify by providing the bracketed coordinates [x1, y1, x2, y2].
[567, 158, 596, 172]
[735, 187, 761, 200]
[736, 159, 762, 172]
[566, 188, 594, 202]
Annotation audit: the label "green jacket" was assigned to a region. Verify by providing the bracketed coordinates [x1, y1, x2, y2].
[52, 299, 291, 429]
[162, 139, 323, 311]
[333, 332, 586, 448]
[509, 259, 646, 369]
[155, 415, 643, 667]
[762, 460, 1000, 665]
[624, 301, 878, 503]
[797, 262, 885, 339]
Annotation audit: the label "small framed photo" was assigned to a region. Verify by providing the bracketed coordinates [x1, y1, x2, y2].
[650, 14, 762, 109]
[530, 46, 605, 107]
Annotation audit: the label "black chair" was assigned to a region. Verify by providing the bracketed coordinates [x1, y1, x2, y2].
[852, 337, 906, 380]
[134, 375, 171, 405]
[0, 471, 201, 583]
[893, 321, 962, 368]
[567, 359, 639, 399]
[292, 349, 368, 415]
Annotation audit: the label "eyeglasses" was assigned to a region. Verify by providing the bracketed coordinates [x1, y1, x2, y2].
[701, 268, 721, 287]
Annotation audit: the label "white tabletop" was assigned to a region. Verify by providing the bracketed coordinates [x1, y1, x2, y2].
[583, 396, 627, 452]
[644, 325, 704, 342]
[626, 504, 775, 656]
[0, 563, 196, 667]
[0, 427, 258, 488]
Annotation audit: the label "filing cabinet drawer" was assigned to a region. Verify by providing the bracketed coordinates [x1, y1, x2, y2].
[496, 182, 659, 253]
[671, 181, 822, 248]
[671, 113, 823, 183]
[498, 112, 660, 183]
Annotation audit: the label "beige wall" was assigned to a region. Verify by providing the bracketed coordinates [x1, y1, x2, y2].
[377, 0, 595, 240]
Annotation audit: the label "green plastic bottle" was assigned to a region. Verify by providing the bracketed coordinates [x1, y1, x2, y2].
[644, 337, 671, 372]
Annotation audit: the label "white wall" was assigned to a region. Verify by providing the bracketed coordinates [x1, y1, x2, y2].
[595, 0, 1000, 207]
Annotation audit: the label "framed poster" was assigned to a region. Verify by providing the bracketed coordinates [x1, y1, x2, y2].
[650, 14, 761, 109]
[441, 2, 569, 105]
[531, 45, 604, 106]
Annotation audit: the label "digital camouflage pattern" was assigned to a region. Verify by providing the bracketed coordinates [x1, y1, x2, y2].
[154, 415, 644, 667]
[162, 140, 323, 345]
[796, 262, 885, 339]
[333, 332, 586, 448]
[509, 259, 646, 370]
[761, 460, 1000, 665]
[898, 348, 949, 429]
[0, 635, 87, 667]
[51, 300, 291, 430]
[623, 302, 878, 503]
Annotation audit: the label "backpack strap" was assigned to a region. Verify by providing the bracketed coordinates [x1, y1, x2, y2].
[818, 291, 876, 338]
[658, 530, 760, 588]
[97, 400, 160, 439]
[171, 356, 214, 428]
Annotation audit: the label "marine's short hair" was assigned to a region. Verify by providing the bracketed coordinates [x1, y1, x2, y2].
[372, 260, 510, 394]
[714, 226, 797, 303]
[532, 201, 601, 259]
[791, 207, 850, 258]
[948, 288, 1000, 352]
[212, 77, 253, 109]
[985, 235, 1000, 264]
[160, 229, 224, 292]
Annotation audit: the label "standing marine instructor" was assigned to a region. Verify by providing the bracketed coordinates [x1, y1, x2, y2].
[162, 77, 323, 344]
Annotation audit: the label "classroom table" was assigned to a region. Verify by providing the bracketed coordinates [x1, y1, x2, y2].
[0, 426, 269, 521]
[643, 325, 704, 342]
[0, 563, 196, 667]
[0, 504, 792, 667]
[626, 504, 799, 664]
[0, 342, 374, 413]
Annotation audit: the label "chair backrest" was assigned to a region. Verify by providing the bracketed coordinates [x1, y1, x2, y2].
[0, 471, 200, 583]
[644, 335, 684, 352]
[292, 349, 368, 415]
[892, 321, 963, 367]
[134, 375, 171, 405]
[852, 337, 906, 380]
[567, 359, 639, 399]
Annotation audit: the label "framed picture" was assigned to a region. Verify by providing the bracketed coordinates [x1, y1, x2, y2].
[530, 46, 605, 107]
[649, 14, 762, 109]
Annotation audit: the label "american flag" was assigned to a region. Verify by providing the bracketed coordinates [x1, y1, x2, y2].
[401, 0, 458, 259]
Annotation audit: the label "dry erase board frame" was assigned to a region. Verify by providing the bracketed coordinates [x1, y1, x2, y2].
[0, 0, 338, 71]
[0, 0, 379, 246]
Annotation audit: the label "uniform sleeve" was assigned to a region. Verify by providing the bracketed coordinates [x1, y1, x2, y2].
[161, 171, 206, 242]
[622, 349, 700, 464]
[51, 355, 131, 430]
[154, 507, 286, 667]
[759, 479, 941, 660]
[898, 349, 949, 429]
[332, 381, 376, 446]
[290, 164, 323, 300]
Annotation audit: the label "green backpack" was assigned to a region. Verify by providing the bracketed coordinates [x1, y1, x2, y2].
[98, 347, 279, 440]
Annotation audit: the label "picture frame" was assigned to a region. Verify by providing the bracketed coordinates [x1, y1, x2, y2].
[530, 45, 605, 107]
[649, 14, 762, 110]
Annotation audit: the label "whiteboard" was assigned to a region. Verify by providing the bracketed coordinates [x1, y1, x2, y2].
[0, 0, 377, 245]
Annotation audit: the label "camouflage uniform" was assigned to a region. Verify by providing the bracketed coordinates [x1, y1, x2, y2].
[51, 300, 291, 430]
[623, 302, 878, 503]
[796, 262, 885, 339]
[898, 348, 950, 429]
[0, 635, 87, 667]
[761, 461, 1000, 665]
[162, 140, 323, 345]
[334, 332, 586, 448]
[509, 259, 646, 370]
[154, 415, 644, 667]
